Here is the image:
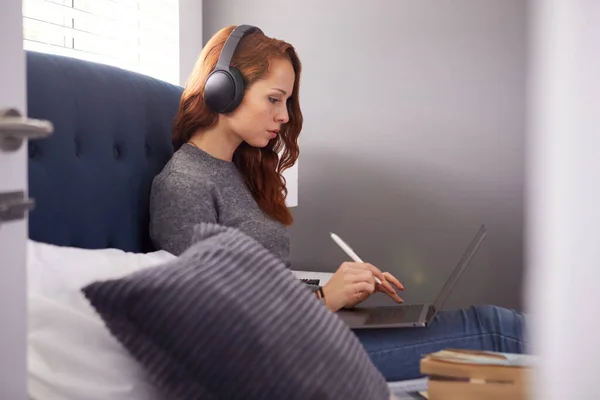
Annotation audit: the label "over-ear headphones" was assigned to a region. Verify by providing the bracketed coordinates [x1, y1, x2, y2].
[204, 25, 263, 114]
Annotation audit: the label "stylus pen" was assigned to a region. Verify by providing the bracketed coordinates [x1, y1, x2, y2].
[330, 232, 383, 285]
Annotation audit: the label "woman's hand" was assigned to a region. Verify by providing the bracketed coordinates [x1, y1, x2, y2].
[377, 271, 404, 303]
[321, 262, 404, 312]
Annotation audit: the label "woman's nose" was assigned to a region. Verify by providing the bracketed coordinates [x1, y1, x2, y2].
[277, 109, 289, 124]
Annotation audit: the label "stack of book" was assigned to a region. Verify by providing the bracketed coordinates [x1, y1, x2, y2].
[418, 348, 535, 400]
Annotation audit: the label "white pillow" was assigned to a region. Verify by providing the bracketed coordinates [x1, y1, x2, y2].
[27, 240, 176, 400]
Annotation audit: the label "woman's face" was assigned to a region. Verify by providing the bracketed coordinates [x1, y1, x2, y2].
[225, 58, 295, 148]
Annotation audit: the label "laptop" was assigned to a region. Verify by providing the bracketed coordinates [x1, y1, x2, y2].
[336, 224, 487, 329]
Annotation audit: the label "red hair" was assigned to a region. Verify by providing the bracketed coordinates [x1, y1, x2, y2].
[172, 25, 302, 226]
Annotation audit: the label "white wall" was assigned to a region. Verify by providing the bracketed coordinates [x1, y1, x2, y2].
[0, 0, 27, 398]
[203, 0, 527, 309]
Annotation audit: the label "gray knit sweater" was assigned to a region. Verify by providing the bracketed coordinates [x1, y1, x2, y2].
[149, 143, 291, 267]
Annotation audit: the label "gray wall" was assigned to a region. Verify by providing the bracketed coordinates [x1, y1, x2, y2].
[202, 0, 528, 310]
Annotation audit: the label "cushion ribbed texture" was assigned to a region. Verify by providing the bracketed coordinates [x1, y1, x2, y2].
[82, 223, 390, 400]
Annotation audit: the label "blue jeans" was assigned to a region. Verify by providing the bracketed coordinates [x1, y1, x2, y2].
[354, 305, 528, 382]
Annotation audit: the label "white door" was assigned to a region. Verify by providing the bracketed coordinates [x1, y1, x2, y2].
[0, 0, 28, 398]
[526, 1, 600, 399]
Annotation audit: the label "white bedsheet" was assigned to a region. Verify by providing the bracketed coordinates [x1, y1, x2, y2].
[26, 241, 404, 399]
[27, 240, 175, 400]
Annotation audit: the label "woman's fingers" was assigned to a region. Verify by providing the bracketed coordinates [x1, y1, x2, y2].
[378, 280, 398, 296]
[377, 272, 404, 303]
[353, 281, 376, 295]
[352, 272, 402, 303]
[350, 263, 404, 292]
[347, 262, 389, 287]
[378, 286, 404, 303]
[349, 270, 375, 285]
[382, 272, 404, 291]
[340, 262, 405, 304]
[361, 263, 387, 285]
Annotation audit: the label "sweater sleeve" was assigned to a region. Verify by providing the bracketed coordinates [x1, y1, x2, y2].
[149, 171, 219, 256]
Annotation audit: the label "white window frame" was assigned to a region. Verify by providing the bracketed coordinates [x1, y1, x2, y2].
[22, 0, 180, 85]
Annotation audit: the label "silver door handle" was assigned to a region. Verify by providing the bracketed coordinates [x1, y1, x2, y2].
[0, 108, 53, 152]
[0, 191, 35, 223]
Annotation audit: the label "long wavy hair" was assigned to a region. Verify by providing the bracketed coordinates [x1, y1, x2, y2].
[173, 25, 302, 226]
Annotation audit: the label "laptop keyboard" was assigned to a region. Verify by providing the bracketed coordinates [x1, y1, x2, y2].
[365, 305, 425, 325]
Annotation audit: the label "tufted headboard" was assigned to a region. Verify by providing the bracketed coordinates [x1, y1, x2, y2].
[26, 51, 184, 253]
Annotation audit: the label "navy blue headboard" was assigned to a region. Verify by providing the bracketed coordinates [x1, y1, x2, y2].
[26, 51, 184, 253]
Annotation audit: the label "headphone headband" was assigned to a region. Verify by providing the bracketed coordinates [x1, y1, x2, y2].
[204, 24, 263, 114]
[216, 25, 263, 69]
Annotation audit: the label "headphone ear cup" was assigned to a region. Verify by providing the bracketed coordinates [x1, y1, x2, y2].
[204, 69, 236, 113]
[222, 66, 245, 113]
[203, 67, 246, 114]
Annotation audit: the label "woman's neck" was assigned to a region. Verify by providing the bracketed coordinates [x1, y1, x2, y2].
[188, 125, 242, 162]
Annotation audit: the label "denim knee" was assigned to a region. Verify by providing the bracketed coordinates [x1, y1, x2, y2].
[472, 304, 502, 321]
[470, 304, 527, 350]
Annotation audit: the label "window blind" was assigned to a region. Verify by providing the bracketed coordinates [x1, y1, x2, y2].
[22, 0, 180, 85]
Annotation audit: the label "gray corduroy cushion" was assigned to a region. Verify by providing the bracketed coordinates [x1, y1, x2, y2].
[82, 223, 390, 400]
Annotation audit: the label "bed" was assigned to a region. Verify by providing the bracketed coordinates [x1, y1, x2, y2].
[25, 50, 186, 399]
[24, 50, 417, 400]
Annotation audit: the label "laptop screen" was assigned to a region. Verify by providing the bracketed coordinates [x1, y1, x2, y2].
[432, 224, 488, 312]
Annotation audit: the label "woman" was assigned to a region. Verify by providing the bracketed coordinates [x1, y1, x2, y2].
[149, 25, 527, 382]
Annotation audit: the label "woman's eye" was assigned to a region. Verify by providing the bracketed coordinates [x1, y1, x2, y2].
[269, 97, 280, 104]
